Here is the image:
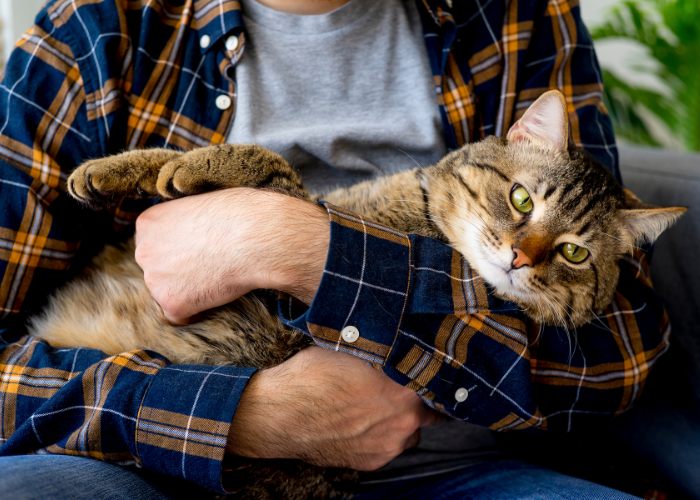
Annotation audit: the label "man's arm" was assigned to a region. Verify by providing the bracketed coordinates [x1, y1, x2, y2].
[228, 347, 440, 471]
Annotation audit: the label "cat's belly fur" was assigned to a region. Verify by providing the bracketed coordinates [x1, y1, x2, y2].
[29, 239, 306, 367]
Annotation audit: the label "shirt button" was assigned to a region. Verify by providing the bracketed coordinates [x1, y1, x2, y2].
[215, 95, 232, 110]
[199, 34, 211, 49]
[341, 326, 360, 343]
[225, 35, 239, 51]
[455, 387, 469, 403]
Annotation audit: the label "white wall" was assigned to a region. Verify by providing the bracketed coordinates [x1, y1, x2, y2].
[1, 0, 47, 63]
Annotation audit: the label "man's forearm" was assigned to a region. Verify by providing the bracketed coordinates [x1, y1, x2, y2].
[135, 190, 440, 470]
[134, 188, 329, 323]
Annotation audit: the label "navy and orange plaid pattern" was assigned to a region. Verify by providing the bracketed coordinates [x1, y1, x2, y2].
[0, 0, 666, 492]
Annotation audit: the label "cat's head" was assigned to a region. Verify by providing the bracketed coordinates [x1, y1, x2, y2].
[426, 90, 685, 327]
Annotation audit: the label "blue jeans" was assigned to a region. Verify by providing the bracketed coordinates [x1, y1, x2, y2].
[0, 455, 636, 499]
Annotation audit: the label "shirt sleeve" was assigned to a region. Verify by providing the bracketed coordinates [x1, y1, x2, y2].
[281, 205, 669, 431]
[0, 337, 254, 492]
[0, 8, 252, 493]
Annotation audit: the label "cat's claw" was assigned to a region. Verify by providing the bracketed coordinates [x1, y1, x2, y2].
[67, 162, 114, 207]
[66, 151, 175, 207]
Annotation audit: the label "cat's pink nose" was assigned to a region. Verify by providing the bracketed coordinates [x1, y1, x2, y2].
[512, 247, 533, 269]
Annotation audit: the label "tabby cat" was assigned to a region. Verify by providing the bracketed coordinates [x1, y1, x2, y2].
[28, 91, 684, 498]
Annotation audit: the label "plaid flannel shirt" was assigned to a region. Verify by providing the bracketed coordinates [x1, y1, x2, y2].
[0, 0, 669, 493]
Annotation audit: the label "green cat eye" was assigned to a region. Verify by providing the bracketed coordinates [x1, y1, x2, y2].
[560, 243, 589, 264]
[510, 185, 533, 214]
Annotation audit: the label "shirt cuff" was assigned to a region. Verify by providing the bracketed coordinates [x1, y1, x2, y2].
[135, 363, 256, 493]
[279, 203, 412, 365]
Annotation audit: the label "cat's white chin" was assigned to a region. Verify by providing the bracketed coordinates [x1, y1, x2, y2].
[455, 223, 530, 300]
[470, 252, 532, 301]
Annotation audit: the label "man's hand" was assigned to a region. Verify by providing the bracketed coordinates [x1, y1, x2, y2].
[134, 188, 329, 323]
[227, 347, 441, 470]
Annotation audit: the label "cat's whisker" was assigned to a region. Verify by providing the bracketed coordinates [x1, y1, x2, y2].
[435, 196, 498, 246]
[528, 301, 547, 344]
[527, 284, 579, 361]
[585, 307, 622, 338]
[541, 286, 577, 327]
[393, 147, 423, 169]
[598, 230, 645, 253]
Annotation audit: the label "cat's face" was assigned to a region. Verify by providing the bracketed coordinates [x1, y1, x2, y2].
[426, 91, 684, 327]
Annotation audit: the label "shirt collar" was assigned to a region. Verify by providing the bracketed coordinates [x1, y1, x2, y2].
[195, 0, 245, 53]
[194, 0, 455, 53]
[420, 0, 455, 27]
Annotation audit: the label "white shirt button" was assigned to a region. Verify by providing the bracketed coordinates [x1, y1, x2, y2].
[199, 34, 211, 49]
[455, 387, 469, 403]
[341, 326, 360, 343]
[225, 35, 239, 51]
[215, 95, 232, 110]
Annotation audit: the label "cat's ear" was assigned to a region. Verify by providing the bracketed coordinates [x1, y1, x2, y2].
[507, 90, 569, 152]
[617, 206, 686, 248]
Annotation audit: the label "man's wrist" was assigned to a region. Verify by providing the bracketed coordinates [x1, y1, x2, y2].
[226, 369, 270, 458]
[270, 197, 330, 304]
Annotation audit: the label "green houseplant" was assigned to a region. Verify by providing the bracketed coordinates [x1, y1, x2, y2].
[590, 0, 700, 151]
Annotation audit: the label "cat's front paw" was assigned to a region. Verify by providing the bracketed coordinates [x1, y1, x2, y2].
[68, 149, 181, 207]
[155, 144, 305, 199]
[67, 158, 128, 207]
[155, 146, 239, 198]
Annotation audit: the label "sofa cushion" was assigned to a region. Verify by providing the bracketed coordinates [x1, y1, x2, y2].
[619, 145, 700, 402]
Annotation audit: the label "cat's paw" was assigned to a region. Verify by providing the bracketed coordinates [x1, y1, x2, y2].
[155, 146, 237, 198]
[68, 149, 181, 207]
[155, 144, 305, 199]
[68, 158, 132, 206]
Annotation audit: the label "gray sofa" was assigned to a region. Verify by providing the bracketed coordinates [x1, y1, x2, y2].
[610, 146, 700, 496]
[621, 145, 700, 379]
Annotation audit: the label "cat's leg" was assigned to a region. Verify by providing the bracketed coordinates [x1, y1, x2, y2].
[155, 144, 308, 199]
[68, 145, 308, 206]
[324, 167, 444, 237]
[68, 149, 182, 206]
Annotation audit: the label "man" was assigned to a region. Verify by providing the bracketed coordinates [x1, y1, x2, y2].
[0, 0, 665, 497]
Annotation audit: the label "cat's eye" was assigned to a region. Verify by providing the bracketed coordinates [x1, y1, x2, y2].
[560, 243, 589, 264]
[510, 185, 533, 214]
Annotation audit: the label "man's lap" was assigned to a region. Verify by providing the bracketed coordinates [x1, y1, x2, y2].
[0, 455, 199, 500]
[356, 460, 637, 499]
[0, 455, 637, 499]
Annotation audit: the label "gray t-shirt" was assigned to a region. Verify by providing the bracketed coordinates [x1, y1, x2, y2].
[228, 0, 447, 193]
